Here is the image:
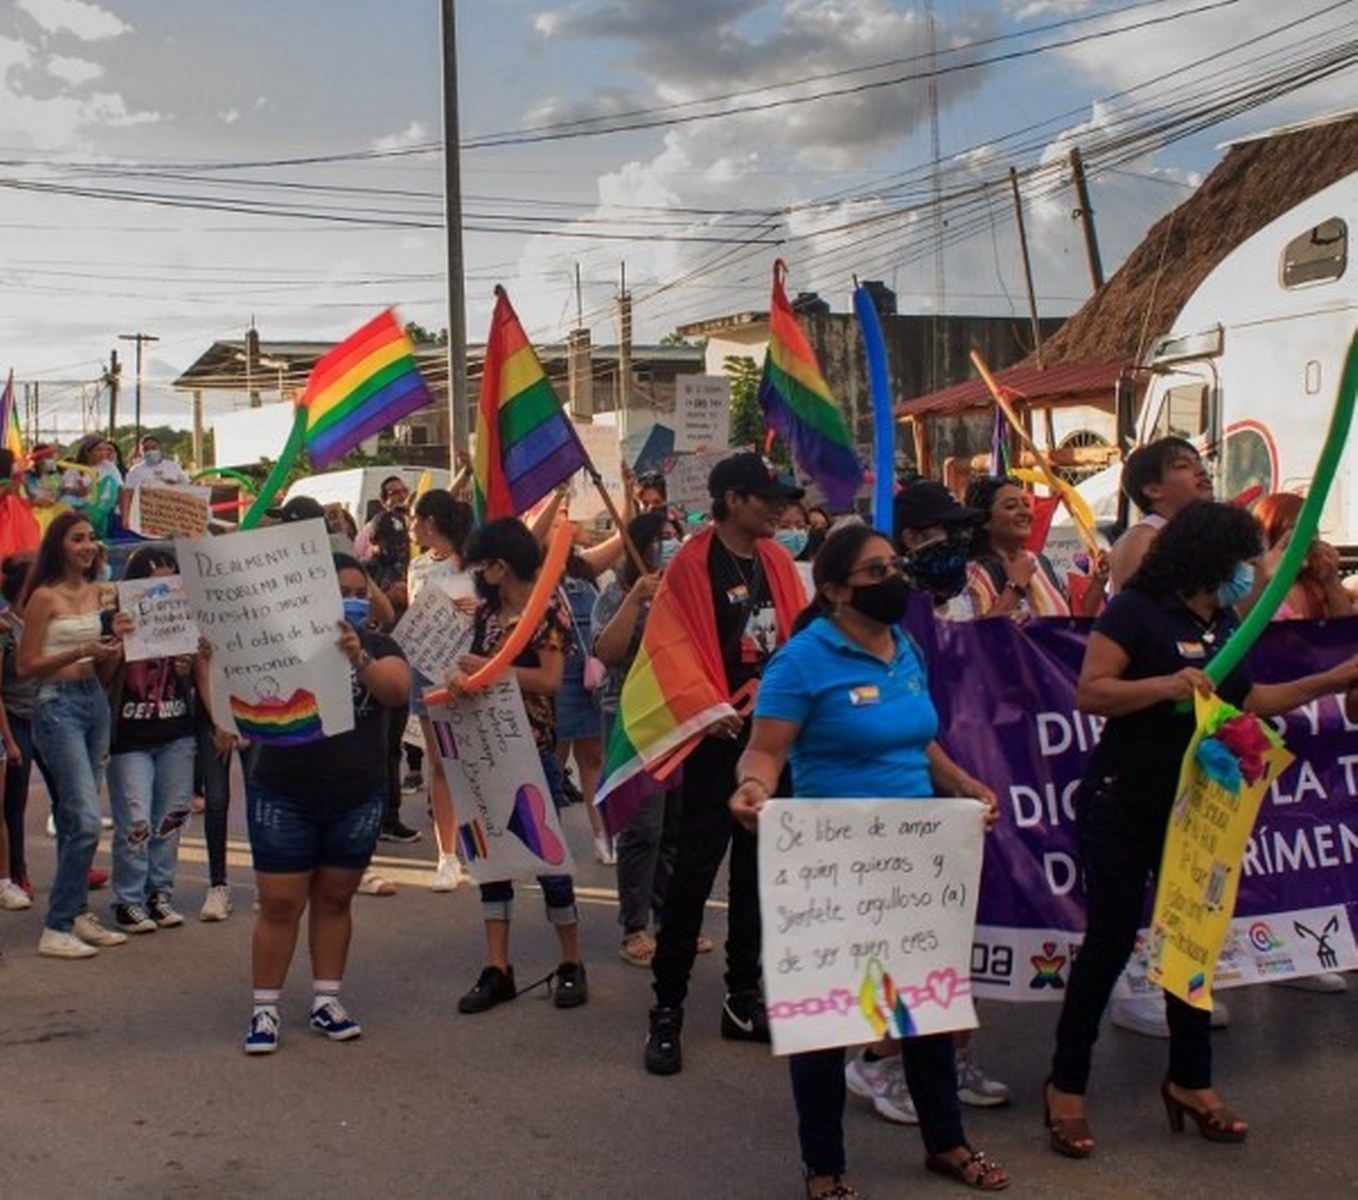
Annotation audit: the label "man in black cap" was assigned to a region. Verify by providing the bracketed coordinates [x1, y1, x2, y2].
[644, 452, 807, 1076]
[893, 479, 985, 619]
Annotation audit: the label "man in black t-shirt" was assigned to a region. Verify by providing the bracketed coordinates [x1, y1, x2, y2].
[359, 476, 413, 595]
[645, 452, 805, 1077]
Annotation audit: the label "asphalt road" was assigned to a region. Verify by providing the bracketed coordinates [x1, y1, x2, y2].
[2, 779, 1355, 1200]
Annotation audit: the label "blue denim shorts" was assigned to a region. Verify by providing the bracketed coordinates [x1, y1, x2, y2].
[246, 780, 384, 874]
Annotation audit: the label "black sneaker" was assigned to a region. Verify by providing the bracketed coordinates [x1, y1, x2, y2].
[113, 902, 157, 934]
[645, 1006, 684, 1075]
[553, 961, 588, 1009]
[379, 822, 423, 844]
[720, 990, 771, 1043]
[400, 772, 424, 793]
[147, 893, 184, 928]
[457, 965, 517, 1014]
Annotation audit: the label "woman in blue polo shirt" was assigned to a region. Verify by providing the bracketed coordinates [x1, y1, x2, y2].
[730, 525, 1008, 1199]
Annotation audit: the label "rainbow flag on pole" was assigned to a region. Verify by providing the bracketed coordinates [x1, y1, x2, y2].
[473, 286, 588, 522]
[758, 260, 862, 510]
[302, 309, 436, 469]
[1, 370, 24, 470]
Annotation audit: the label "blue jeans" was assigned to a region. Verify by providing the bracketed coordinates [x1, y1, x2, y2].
[33, 678, 111, 933]
[108, 735, 196, 905]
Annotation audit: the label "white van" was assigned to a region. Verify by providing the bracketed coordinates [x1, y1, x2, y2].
[284, 465, 451, 527]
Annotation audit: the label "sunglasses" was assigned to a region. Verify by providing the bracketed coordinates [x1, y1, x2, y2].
[847, 556, 908, 582]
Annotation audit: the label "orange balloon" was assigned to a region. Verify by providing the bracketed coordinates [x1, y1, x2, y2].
[423, 516, 576, 704]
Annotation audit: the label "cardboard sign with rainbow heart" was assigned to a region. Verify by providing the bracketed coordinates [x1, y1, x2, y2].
[758, 798, 984, 1056]
[427, 675, 575, 883]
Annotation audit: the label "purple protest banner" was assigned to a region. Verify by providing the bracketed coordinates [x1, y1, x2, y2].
[906, 600, 1358, 1001]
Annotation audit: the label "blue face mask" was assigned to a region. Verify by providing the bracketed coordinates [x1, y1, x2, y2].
[142, 450, 162, 466]
[774, 528, 809, 558]
[342, 596, 371, 627]
[1216, 561, 1255, 609]
[658, 538, 681, 568]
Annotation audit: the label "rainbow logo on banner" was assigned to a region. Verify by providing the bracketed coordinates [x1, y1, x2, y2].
[229, 688, 324, 745]
[458, 819, 489, 863]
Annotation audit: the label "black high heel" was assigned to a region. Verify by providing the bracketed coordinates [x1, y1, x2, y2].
[1160, 1079, 1248, 1143]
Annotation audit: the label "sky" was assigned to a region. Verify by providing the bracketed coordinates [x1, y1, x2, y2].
[0, 0, 1355, 436]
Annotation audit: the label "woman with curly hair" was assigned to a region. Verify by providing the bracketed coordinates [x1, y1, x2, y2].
[1044, 501, 1358, 1157]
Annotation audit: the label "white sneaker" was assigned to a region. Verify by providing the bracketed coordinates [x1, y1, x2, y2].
[431, 856, 463, 892]
[956, 1053, 1013, 1107]
[844, 1049, 918, 1124]
[200, 885, 233, 922]
[0, 879, 32, 910]
[593, 835, 616, 865]
[1113, 993, 1229, 1037]
[73, 911, 128, 947]
[39, 927, 98, 958]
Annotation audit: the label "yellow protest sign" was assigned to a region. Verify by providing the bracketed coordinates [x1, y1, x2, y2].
[1146, 691, 1293, 1009]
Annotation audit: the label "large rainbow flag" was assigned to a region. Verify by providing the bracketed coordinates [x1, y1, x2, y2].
[302, 309, 436, 469]
[757, 260, 863, 511]
[1, 370, 24, 470]
[596, 526, 806, 832]
[474, 286, 589, 522]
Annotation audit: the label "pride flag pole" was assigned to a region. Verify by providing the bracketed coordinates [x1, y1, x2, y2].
[854, 281, 896, 532]
[240, 404, 307, 530]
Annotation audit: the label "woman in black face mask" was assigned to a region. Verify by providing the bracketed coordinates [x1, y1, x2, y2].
[728, 525, 1008, 1198]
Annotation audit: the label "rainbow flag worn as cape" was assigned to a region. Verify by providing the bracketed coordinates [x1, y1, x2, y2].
[757, 260, 862, 511]
[1, 370, 24, 470]
[474, 286, 589, 522]
[302, 309, 436, 469]
[597, 526, 806, 824]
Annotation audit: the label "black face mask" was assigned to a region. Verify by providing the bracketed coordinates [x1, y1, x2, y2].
[473, 572, 499, 604]
[849, 574, 913, 626]
[907, 534, 969, 602]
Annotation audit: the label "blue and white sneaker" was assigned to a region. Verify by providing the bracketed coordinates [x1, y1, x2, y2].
[310, 999, 362, 1041]
[244, 1008, 280, 1055]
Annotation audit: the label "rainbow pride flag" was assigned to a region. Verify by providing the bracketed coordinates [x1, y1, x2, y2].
[596, 526, 806, 833]
[474, 286, 588, 522]
[0, 370, 24, 470]
[302, 309, 436, 469]
[757, 260, 862, 510]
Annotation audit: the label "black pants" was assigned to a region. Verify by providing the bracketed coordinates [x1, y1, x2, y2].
[651, 732, 764, 1009]
[383, 702, 410, 829]
[791, 1036, 965, 1175]
[1050, 782, 1212, 1093]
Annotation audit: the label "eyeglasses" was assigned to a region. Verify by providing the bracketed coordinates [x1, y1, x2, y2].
[847, 556, 908, 582]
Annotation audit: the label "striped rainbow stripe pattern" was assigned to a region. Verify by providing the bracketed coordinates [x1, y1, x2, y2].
[0, 370, 23, 469]
[473, 286, 588, 522]
[302, 309, 436, 469]
[757, 260, 863, 511]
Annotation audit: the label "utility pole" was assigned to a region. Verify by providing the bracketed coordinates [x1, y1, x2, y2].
[1009, 167, 1044, 367]
[441, 0, 470, 465]
[105, 348, 122, 439]
[1069, 147, 1105, 291]
[118, 331, 158, 445]
[617, 262, 633, 431]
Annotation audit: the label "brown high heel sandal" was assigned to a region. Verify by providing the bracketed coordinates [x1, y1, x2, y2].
[1044, 1081, 1095, 1158]
[1160, 1079, 1249, 1143]
[804, 1173, 861, 1199]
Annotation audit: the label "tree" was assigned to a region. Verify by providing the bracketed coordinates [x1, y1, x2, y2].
[404, 322, 448, 346]
[724, 355, 763, 450]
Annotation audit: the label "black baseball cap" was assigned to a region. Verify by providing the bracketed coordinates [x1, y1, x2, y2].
[893, 480, 983, 531]
[266, 495, 326, 523]
[708, 452, 805, 502]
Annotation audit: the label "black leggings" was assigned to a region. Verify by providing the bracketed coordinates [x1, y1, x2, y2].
[1050, 783, 1212, 1093]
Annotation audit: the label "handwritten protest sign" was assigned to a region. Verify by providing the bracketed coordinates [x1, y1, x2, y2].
[176, 519, 351, 745]
[132, 485, 212, 538]
[117, 575, 200, 663]
[1146, 692, 1293, 1009]
[392, 587, 475, 682]
[570, 422, 624, 512]
[675, 375, 731, 451]
[759, 798, 984, 1056]
[428, 675, 575, 882]
[664, 448, 730, 513]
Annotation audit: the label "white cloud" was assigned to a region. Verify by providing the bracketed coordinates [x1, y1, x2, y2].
[1007, 0, 1094, 20]
[219, 108, 241, 124]
[16, 0, 128, 41]
[45, 53, 101, 86]
[372, 119, 428, 151]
